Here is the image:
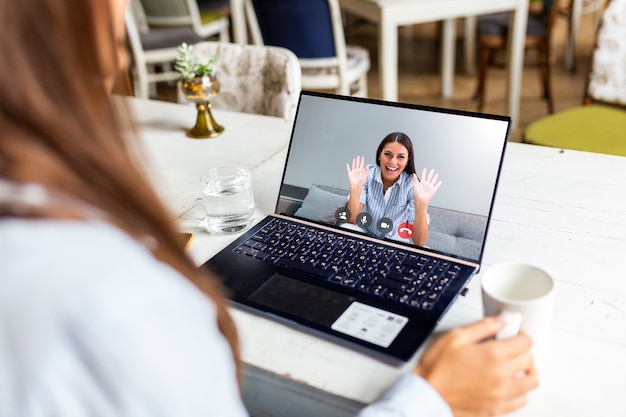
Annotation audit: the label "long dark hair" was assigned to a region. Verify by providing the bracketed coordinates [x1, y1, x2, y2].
[375, 132, 416, 175]
[0, 0, 240, 377]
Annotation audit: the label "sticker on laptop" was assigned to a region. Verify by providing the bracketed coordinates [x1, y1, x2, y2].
[331, 302, 408, 348]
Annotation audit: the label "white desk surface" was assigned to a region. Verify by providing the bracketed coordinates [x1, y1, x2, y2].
[337, 0, 529, 130]
[130, 97, 626, 417]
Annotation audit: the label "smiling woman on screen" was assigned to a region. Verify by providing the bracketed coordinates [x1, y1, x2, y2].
[346, 132, 442, 246]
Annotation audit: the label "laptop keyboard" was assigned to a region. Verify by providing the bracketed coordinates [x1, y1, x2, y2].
[233, 218, 464, 310]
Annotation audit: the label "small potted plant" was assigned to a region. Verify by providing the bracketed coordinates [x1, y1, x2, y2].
[175, 43, 224, 138]
[175, 43, 218, 81]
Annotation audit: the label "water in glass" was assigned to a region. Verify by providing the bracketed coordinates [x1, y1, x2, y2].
[201, 167, 255, 233]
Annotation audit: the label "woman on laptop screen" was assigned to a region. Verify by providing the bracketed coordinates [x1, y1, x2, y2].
[346, 132, 442, 246]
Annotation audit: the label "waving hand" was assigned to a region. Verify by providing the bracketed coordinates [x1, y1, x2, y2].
[412, 168, 442, 204]
[346, 156, 369, 192]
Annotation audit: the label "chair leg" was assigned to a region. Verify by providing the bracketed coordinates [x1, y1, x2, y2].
[539, 46, 555, 114]
[220, 23, 230, 42]
[359, 74, 368, 98]
[474, 46, 492, 112]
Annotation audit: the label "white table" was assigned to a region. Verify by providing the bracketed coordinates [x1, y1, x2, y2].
[130, 97, 626, 417]
[337, 0, 529, 130]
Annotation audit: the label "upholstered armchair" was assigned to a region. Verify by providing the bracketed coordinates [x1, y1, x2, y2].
[181, 42, 302, 120]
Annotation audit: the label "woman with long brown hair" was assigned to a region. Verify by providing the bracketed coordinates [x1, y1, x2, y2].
[0, 1, 537, 416]
[0, 0, 245, 414]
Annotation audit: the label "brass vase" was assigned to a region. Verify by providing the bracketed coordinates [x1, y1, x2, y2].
[180, 75, 224, 139]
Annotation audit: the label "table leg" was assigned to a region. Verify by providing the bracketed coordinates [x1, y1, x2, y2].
[565, 0, 583, 72]
[506, 1, 528, 130]
[464, 16, 477, 76]
[441, 19, 456, 98]
[379, 17, 398, 102]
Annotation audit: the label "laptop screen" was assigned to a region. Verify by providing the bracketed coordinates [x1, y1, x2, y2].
[276, 91, 510, 263]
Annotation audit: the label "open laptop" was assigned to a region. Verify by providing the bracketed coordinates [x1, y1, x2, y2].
[203, 91, 510, 361]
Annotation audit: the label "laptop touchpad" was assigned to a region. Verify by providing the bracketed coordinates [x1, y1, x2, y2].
[249, 273, 355, 326]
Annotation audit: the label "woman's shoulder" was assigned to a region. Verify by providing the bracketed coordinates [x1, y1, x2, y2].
[399, 170, 414, 184]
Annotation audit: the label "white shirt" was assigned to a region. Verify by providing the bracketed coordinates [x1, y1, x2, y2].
[0, 218, 451, 417]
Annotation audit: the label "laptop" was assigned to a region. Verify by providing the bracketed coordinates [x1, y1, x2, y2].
[203, 91, 510, 361]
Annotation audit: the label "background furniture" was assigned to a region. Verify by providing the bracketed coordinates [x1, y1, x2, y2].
[182, 42, 302, 120]
[139, 0, 230, 40]
[242, 0, 371, 97]
[125, 0, 203, 98]
[474, 0, 566, 113]
[128, 95, 626, 417]
[523, 0, 626, 155]
[565, 0, 605, 71]
[336, 0, 530, 130]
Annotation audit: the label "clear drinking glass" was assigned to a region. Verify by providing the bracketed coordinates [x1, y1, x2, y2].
[201, 166, 255, 233]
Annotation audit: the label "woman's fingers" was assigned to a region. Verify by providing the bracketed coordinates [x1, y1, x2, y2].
[420, 168, 439, 183]
[414, 318, 538, 417]
[417, 168, 443, 195]
[349, 156, 365, 172]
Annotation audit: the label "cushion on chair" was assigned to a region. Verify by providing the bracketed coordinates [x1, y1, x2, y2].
[251, 0, 335, 58]
[301, 45, 369, 77]
[140, 27, 203, 50]
[524, 105, 626, 156]
[477, 12, 547, 38]
[199, 10, 226, 25]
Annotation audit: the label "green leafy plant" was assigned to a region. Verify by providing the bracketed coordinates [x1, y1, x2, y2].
[175, 43, 218, 80]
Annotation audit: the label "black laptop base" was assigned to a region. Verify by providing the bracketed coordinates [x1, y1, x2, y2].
[202, 215, 476, 361]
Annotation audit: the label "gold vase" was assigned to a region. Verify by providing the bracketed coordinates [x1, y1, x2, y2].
[180, 75, 224, 139]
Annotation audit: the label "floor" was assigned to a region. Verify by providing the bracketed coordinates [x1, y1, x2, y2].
[156, 9, 600, 143]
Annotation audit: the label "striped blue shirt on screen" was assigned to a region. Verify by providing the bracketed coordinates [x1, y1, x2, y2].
[358, 164, 415, 242]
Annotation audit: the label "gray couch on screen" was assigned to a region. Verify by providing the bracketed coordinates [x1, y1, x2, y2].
[279, 184, 487, 260]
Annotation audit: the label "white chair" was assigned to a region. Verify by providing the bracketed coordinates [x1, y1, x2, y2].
[180, 42, 302, 120]
[125, 1, 204, 99]
[139, 0, 230, 40]
[241, 0, 370, 97]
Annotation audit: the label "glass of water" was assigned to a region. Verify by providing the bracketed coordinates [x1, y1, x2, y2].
[200, 166, 255, 233]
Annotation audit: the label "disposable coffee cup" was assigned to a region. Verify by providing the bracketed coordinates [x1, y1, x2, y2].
[481, 263, 555, 355]
[201, 166, 255, 234]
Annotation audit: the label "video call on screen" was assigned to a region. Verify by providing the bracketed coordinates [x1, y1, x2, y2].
[277, 92, 510, 262]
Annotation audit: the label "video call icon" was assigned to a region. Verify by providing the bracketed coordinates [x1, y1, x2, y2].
[377, 217, 393, 234]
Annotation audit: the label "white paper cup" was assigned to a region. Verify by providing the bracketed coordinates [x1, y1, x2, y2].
[481, 263, 555, 354]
